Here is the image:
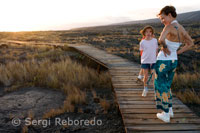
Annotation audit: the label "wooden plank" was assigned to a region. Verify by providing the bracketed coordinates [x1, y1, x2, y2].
[127, 124, 200, 131]
[112, 80, 152, 85]
[114, 88, 151, 91]
[119, 104, 187, 109]
[89, 54, 118, 58]
[117, 96, 180, 101]
[105, 59, 129, 62]
[93, 56, 121, 59]
[117, 95, 174, 98]
[110, 71, 139, 74]
[110, 65, 140, 69]
[112, 78, 142, 82]
[110, 73, 139, 76]
[108, 64, 138, 67]
[113, 83, 153, 86]
[121, 108, 192, 113]
[124, 118, 200, 124]
[109, 68, 139, 71]
[112, 77, 139, 81]
[85, 55, 116, 59]
[115, 92, 157, 95]
[111, 75, 138, 78]
[97, 57, 122, 60]
[108, 62, 135, 65]
[139, 131, 200, 133]
[110, 67, 141, 71]
[116, 93, 155, 96]
[112, 79, 143, 82]
[109, 70, 140, 73]
[123, 113, 198, 119]
[113, 84, 146, 87]
[115, 90, 155, 93]
[118, 100, 183, 105]
[118, 97, 157, 101]
[111, 76, 152, 79]
[114, 85, 154, 89]
[78, 50, 106, 54]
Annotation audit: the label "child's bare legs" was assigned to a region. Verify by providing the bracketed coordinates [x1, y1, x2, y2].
[139, 69, 143, 76]
[143, 69, 148, 87]
[142, 69, 149, 97]
[137, 69, 143, 80]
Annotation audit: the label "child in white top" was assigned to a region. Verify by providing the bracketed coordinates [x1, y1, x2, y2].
[139, 26, 158, 97]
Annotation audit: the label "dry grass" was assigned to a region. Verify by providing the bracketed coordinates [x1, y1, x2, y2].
[172, 72, 200, 90]
[100, 98, 110, 114]
[43, 96, 75, 119]
[21, 110, 34, 133]
[172, 72, 200, 104]
[176, 89, 200, 104]
[43, 108, 65, 119]
[0, 56, 111, 116]
[0, 56, 110, 90]
[0, 43, 112, 119]
[22, 125, 28, 133]
[92, 90, 97, 98]
[4, 84, 23, 92]
[67, 91, 86, 105]
[33, 49, 66, 61]
[0, 43, 54, 63]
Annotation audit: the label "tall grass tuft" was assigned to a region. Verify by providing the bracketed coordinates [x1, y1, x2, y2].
[0, 56, 110, 90]
[0, 55, 112, 117]
[176, 89, 200, 104]
[172, 72, 200, 91]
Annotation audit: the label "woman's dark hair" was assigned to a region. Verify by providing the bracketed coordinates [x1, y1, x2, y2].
[158, 6, 177, 18]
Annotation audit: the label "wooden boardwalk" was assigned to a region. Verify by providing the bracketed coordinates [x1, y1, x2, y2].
[68, 44, 200, 133]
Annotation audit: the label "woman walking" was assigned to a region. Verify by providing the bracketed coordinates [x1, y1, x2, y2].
[155, 5, 194, 122]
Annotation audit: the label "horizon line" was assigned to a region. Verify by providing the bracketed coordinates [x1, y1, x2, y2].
[1, 9, 199, 33]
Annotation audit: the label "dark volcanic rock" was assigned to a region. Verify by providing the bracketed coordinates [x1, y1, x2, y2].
[0, 87, 65, 132]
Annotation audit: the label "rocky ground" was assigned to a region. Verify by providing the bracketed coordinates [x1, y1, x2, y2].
[0, 86, 125, 133]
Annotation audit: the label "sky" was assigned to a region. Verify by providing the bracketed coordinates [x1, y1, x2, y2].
[0, 0, 199, 31]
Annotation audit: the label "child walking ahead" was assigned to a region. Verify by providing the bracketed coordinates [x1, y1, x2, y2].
[139, 26, 158, 96]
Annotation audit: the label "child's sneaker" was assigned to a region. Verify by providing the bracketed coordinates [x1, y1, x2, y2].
[156, 111, 170, 123]
[142, 86, 148, 97]
[137, 75, 143, 79]
[137, 75, 143, 81]
[169, 107, 174, 118]
[137, 75, 143, 82]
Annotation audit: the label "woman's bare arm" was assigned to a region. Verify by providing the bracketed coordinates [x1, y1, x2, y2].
[177, 27, 194, 54]
[158, 25, 171, 56]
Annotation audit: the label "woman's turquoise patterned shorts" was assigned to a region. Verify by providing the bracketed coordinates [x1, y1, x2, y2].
[154, 60, 178, 113]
